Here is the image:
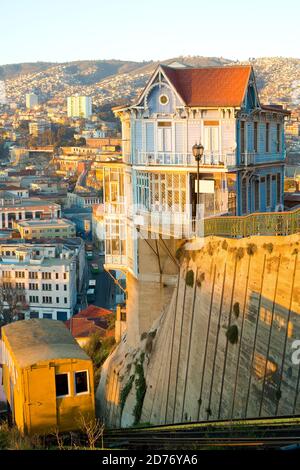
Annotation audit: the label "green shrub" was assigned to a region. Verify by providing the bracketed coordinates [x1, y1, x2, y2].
[226, 325, 239, 344]
[186, 270, 194, 287]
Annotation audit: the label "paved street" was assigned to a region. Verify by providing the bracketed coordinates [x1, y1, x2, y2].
[86, 253, 116, 310]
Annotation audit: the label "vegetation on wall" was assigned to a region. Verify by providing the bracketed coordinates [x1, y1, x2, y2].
[226, 325, 239, 344]
[186, 270, 194, 287]
[120, 375, 135, 413]
[233, 302, 240, 319]
[84, 332, 116, 388]
[133, 353, 147, 425]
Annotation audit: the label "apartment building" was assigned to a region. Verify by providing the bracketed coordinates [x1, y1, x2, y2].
[14, 218, 76, 239]
[0, 243, 77, 320]
[67, 96, 92, 119]
[25, 93, 38, 109]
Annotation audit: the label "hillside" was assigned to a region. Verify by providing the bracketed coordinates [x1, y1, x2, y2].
[2, 56, 300, 109]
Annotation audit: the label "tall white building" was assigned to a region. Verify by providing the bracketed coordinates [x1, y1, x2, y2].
[26, 93, 38, 109]
[67, 95, 92, 119]
[0, 243, 77, 321]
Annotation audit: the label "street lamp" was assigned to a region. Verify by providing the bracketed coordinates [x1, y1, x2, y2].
[192, 143, 204, 215]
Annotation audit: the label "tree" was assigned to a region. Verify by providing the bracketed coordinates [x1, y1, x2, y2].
[0, 282, 29, 327]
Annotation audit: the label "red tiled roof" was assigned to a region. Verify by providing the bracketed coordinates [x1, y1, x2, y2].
[65, 317, 106, 338]
[160, 65, 252, 107]
[75, 305, 113, 319]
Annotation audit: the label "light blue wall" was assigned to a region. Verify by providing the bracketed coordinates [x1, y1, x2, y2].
[147, 84, 176, 115]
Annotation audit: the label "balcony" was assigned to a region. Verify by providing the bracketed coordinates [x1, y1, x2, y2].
[104, 254, 134, 273]
[239, 152, 285, 166]
[135, 151, 236, 168]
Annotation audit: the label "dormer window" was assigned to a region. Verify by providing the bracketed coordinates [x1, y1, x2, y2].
[159, 94, 169, 105]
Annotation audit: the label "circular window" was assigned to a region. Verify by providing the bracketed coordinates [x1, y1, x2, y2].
[159, 94, 169, 105]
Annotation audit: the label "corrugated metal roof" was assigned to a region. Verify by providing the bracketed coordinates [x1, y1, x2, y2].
[2, 319, 89, 368]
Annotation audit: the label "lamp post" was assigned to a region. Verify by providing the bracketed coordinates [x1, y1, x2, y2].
[192, 143, 204, 221]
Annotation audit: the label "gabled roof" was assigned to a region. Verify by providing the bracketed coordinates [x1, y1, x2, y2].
[160, 64, 252, 107]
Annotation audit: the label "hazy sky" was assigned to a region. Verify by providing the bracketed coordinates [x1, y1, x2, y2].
[1, 0, 299, 65]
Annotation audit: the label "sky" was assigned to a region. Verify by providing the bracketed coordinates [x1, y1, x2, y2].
[1, 0, 300, 65]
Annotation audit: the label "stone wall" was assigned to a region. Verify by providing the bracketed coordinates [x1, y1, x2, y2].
[97, 235, 300, 427]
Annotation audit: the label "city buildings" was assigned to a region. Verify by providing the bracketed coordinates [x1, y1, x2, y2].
[28, 119, 51, 137]
[14, 218, 76, 239]
[67, 95, 92, 119]
[0, 198, 61, 229]
[25, 93, 38, 109]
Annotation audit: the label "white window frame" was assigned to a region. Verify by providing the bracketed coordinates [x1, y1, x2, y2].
[55, 372, 71, 399]
[74, 369, 90, 396]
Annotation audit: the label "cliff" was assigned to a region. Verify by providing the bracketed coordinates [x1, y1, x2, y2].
[97, 235, 300, 427]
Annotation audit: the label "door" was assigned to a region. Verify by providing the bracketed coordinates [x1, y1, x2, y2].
[26, 366, 57, 434]
[157, 123, 172, 163]
[204, 126, 219, 162]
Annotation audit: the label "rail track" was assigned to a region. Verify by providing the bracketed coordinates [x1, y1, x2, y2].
[104, 416, 300, 450]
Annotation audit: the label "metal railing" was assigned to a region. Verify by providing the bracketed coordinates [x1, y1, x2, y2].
[204, 208, 300, 238]
[136, 151, 236, 168]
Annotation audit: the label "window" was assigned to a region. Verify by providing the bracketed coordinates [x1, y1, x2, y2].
[43, 313, 52, 319]
[29, 295, 39, 303]
[16, 282, 25, 289]
[159, 94, 169, 105]
[56, 284, 59, 290]
[266, 175, 271, 207]
[74, 371, 89, 394]
[55, 373, 69, 397]
[15, 271, 25, 278]
[29, 272, 38, 279]
[266, 123, 270, 152]
[241, 179, 247, 214]
[277, 124, 281, 153]
[42, 272, 51, 280]
[29, 283, 38, 290]
[42, 296, 52, 304]
[57, 311, 67, 321]
[55, 273, 59, 279]
[30, 312, 39, 319]
[254, 179, 260, 211]
[42, 283, 52, 291]
[64, 297, 67, 304]
[254, 122, 258, 153]
[277, 173, 281, 205]
[63, 273, 67, 280]
[240, 121, 245, 155]
[64, 285, 67, 291]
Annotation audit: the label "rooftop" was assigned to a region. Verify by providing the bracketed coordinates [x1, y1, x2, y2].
[16, 218, 74, 228]
[159, 65, 252, 107]
[2, 319, 89, 368]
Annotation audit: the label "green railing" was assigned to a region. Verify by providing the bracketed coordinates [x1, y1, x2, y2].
[204, 208, 300, 238]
